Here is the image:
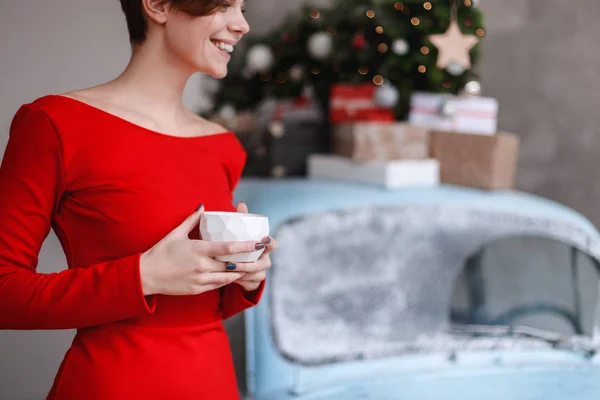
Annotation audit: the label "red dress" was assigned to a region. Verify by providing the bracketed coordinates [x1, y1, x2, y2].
[0, 95, 265, 399]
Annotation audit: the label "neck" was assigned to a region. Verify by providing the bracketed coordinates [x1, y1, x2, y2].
[109, 37, 194, 116]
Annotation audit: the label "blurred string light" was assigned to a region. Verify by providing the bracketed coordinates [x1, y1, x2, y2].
[302, 0, 483, 81]
[253, 2, 484, 92]
[212, 0, 487, 123]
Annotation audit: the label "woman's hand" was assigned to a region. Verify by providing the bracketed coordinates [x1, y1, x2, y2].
[139, 205, 266, 296]
[233, 202, 278, 292]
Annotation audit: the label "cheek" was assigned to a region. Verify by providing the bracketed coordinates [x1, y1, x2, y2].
[165, 19, 211, 63]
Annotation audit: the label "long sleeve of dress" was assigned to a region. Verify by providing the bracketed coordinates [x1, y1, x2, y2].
[220, 280, 266, 320]
[0, 104, 156, 330]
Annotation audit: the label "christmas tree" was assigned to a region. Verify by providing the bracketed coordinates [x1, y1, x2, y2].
[209, 0, 485, 122]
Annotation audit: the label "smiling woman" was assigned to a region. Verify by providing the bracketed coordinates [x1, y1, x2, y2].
[0, 0, 275, 399]
[119, 0, 249, 79]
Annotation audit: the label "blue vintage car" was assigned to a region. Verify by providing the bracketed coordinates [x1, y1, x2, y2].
[234, 179, 600, 400]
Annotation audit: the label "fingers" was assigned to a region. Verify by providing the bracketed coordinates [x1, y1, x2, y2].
[169, 204, 204, 239]
[260, 236, 277, 255]
[197, 272, 245, 287]
[219, 255, 271, 274]
[236, 201, 249, 214]
[234, 270, 267, 292]
[238, 270, 267, 282]
[197, 254, 271, 273]
[194, 240, 265, 258]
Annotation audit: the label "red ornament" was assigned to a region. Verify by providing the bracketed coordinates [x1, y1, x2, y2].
[352, 34, 367, 50]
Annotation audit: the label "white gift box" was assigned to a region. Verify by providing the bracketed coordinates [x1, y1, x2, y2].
[408, 92, 498, 136]
[307, 154, 439, 188]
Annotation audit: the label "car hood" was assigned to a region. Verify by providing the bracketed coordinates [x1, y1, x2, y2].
[256, 364, 600, 400]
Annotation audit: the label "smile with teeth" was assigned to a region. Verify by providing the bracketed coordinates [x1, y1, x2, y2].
[212, 40, 234, 54]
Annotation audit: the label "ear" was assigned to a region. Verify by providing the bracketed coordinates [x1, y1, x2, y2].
[142, 0, 170, 25]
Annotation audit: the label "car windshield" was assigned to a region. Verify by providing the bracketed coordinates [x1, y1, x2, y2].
[270, 206, 600, 365]
[447, 236, 600, 355]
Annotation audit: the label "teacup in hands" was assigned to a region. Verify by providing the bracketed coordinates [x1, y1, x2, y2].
[200, 211, 270, 262]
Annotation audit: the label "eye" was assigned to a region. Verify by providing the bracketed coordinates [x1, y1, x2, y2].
[218, 1, 231, 11]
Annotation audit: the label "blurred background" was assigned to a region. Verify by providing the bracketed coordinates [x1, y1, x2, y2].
[2, 0, 600, 399]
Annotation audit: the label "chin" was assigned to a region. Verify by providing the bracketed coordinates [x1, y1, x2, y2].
[196, 63, 228, 80]
[207, 68, 228, 79]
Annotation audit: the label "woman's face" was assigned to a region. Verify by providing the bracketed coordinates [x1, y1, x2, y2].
[149, 0, 250, 79]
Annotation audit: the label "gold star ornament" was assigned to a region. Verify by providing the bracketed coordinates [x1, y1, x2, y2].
[428, 21, 479, 69]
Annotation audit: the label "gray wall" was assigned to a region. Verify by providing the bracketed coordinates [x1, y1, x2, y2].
[479, 0, 600, 225]
[1, 0, 600, 399]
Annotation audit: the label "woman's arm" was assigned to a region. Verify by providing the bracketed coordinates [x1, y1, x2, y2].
[0, 104, 155, 330]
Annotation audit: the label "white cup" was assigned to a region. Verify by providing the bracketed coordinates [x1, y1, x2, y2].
[199, 211, 270, 262]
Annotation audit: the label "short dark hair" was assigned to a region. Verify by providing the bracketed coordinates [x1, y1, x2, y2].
[119, 0, 224, 44]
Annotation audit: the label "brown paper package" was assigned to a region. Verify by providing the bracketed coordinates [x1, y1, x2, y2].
[332, 123, 430, 162]
[429, 130, 520, 189]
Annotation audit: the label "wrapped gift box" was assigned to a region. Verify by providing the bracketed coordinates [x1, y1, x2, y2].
[330, 83, 395, 124]
[247, 98, 330, 178]
[308, 154, 440, 188]
[409, 92, 498, 135]
[429, 130, 520, 189]
[333, 122, 429, 162]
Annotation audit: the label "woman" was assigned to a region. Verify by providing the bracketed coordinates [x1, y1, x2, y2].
[0, 0, 275, 398]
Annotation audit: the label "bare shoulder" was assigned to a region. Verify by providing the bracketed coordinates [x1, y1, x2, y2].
[58, 86, 117, 110]
[59, 88, 93, 100]
[184, 108, 231, 136]
[28, 86, 109, 118]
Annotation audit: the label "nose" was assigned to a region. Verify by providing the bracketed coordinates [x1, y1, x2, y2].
[229, 9, 250, 36]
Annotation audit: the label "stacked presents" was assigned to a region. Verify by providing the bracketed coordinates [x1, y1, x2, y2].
[212, 93, 330, 178]
[308, 84, 520, 190]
